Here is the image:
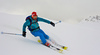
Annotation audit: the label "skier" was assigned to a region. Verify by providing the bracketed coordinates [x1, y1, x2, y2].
[22, 12, 67, 52]
[22, 11, 55, 47]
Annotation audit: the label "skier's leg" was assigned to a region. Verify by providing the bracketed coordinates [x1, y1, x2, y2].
[34, 29, 67, 49]
[31, 31, 47, 44]
[31, 30, 50, 46]
[39, 34, 51, 47]
[37, 30, 60, 46]
[38, 30, 58, 44]
[39, 29, 49, 39]
[37, 29, 59, 46]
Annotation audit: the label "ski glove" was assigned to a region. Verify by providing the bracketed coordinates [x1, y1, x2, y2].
[50, 22, 55, 27]
[22, 31, 26, 37]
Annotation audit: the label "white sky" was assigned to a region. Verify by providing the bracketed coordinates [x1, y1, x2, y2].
[0, 0, 100, 23]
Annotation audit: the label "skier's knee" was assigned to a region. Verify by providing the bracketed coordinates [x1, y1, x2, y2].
[45, 35, 49, 39]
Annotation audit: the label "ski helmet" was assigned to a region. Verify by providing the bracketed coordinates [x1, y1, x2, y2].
[32, 12, 37, 16]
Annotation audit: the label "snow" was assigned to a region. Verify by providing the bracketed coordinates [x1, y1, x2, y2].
[0, 12, 100, 55]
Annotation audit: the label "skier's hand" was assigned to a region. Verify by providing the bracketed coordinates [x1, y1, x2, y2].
[50, 22, 55, 27]
[22, 31, 26, 37]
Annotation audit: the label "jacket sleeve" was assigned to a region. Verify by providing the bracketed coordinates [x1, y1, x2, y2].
[37, 17, 51, 24]
[22, 20, 30, 32]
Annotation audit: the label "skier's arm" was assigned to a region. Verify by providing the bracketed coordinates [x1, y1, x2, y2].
[38, 17, 51, 24]
[22, 20, 30, 37]
[23, 20, 30, 32]
[38, 17, 55, 27]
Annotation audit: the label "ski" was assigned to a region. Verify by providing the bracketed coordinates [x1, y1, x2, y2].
[51, 42, 68, 50]
[38, 40, 63, 53]
[38, 39, 68, 50]
[46, 44, 63, 53]
[49, 38, 68, 50]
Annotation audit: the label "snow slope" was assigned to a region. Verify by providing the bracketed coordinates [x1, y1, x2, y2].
[0, 13, 100, 55]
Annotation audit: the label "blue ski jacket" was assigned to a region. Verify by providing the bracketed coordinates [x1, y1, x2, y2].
[23, 15, 51, 32]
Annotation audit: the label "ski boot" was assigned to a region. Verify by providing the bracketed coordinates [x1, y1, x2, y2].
[38, 39, 51, 47]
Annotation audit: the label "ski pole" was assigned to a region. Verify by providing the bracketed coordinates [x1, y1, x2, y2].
[55, 21, 61, 24]
[1, 32, 22, 36]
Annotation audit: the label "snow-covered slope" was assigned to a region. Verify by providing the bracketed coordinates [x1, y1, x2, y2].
[0, 13, 100, 55]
